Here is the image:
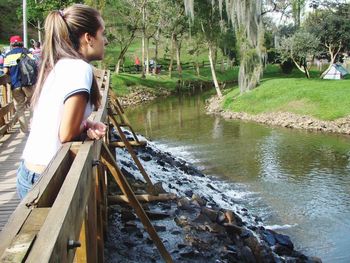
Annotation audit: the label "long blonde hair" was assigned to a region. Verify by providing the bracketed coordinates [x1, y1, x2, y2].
[31, 4, 102, 109]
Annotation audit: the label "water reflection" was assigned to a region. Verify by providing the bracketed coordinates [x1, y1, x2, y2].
[125, 93, 350, 263]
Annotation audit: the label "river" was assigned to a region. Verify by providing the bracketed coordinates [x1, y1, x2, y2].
[125, 92, 350, 262]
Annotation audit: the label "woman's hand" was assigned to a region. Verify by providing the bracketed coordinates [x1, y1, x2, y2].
[86, 121, 106, 140]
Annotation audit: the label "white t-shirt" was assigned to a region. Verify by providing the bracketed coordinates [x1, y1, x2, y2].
[23, 58, 93, 166]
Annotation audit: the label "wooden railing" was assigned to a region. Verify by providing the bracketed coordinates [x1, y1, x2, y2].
[0, 75, 17, 138]
[0, 69, 173, 263]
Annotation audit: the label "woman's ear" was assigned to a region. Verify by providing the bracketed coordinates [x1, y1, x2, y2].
[83, 32, 93, 47]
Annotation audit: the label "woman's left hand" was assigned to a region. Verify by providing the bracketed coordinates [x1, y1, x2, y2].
[86, 121, 106, 140]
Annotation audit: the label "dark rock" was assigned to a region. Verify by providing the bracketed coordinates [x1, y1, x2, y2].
[156, 159, 165, 166]
[224, 223, 243, 236]
[154, 225, 166, 232]
[274, 233, 294, 250]
[307, 256, 323, 263]
[241, 229, 254, 239]
[145, 211, 171, 220]
[216, 211, 226, 224]
[241, 246, 257, 263]
[192, 194, 207, 206]
[273, 243, 293, 256]
[206, 183, 218, 191]
[140, 155, 152, 161]
[184, 190, 193, 197]
[262, 230, 276, 246]
[201, 207, 219, 222]
[121, 209, 136, 222]
[177, 197, 193, 210]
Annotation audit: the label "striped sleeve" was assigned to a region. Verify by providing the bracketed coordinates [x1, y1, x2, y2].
[60, 60, 93, 103]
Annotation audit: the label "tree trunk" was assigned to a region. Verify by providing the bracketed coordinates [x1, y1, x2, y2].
[320, 44, 341, 78]
[146, 37, 150, 75]
[209, 46, 222, 98]
[37, 20, 42, 43]
[220, 58, 225, 73]
[174, 36, 182, 78]
[115, 59, 122, 74]
[141, 4, 146, 78]
[168, 33, 174, 78]
[195, 62, 200, 77]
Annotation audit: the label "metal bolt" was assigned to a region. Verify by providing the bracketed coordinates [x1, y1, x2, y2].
[67, 240, 81, 249]
[92, 160, 101, 166]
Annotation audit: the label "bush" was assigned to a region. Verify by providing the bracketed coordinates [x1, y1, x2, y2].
[280, 59, 294, 74]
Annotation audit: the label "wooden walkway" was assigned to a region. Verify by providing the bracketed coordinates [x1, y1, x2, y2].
[0, 122, 26, 231]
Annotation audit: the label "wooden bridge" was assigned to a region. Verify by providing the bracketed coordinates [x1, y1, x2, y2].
[0, 70, 175, 262]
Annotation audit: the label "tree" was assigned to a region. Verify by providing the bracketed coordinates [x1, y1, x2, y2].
[106, 0, 141, 74]
[192, 0, 225, 97]
[161, 0, 188, 78]
[22, 0, 78, 43]
[184, 0, 265, 94]
[278, 31, 320, 78]
[304, 2, 350, 78]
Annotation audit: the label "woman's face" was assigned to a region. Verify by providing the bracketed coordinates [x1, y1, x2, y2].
[86, 17, 108, 61]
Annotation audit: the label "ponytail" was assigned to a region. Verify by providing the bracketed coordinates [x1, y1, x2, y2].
[31, 4, 102, 109]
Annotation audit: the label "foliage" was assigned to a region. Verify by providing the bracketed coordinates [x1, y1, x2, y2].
[304, 3, 350, 57]
[277, 30, 320, 77]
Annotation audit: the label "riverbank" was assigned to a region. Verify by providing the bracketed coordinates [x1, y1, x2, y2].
[105, 132, 322, 262]
[206, 96, 350, 135]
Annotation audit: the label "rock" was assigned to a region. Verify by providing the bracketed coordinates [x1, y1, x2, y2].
[145, 211, 171, 220]
[201, 207, 219, 222]
[140, 155, 152, 161]
[192, 194, 207, 206]
[262, 230, 276, 246]
[184, 190, 193, 197]
[241, 246, 257, 263]
[154, 225, 166, 232]
[224, 223, 243, 236]
[274, 233, 294, 250]
[273, 243, 293, 256]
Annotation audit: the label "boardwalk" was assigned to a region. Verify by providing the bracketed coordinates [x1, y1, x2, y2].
[0, 123, 26, 231]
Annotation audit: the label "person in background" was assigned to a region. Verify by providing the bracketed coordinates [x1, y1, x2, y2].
[0, 50, 4, 76]
[3, 35, 34, 133]
[134, 55, 140, 72]
[31, 41, 42, 65]
[17, 4, 108, 199]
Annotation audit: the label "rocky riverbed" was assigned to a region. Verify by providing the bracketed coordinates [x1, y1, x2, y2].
[206, 96, 350, 135]
[118, 87, 171, 108]
[104, 131, 322, 263]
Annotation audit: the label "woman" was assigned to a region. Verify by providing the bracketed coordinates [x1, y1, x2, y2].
[17, 4, 108, 199]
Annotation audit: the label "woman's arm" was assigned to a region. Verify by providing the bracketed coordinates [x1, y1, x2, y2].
[59, 93, 88, 143]
[59, 92, 106, 143]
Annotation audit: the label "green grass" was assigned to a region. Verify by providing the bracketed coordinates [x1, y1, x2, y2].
[111, 66, 239, 96]
[223, 65, 350, 120]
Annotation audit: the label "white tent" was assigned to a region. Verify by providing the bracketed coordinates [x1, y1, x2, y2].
[323, 64, 349, 80]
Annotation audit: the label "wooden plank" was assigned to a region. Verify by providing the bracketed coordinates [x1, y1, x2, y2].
[110, 140, 147, 148]
[0, 113, 18, 137]
[0, 103, 14, 119]
[0, 144, 72, 256]
[0, 208, 49, 263]
[108, 193, 177, 204]
[25, 141, 96, 263]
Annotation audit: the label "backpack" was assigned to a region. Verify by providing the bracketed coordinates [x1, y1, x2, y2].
[17, 53, 38, 86]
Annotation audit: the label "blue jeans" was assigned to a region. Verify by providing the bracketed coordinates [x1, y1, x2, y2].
[16, 161, 41, 199]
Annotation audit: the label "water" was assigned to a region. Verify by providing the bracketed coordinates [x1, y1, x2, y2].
[125, 92, 350, 262]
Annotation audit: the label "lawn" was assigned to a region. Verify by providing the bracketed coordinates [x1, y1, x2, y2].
[223, 65, 350, 120]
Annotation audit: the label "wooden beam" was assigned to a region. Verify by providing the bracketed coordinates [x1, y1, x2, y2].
[108, 193, 177, 204]
[101, 142, 173, 263]
[0, 208, 50, 263]
[110, 140, 147, 148]
[25, 141, 96, 262]
[0, 144, 72, 256]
